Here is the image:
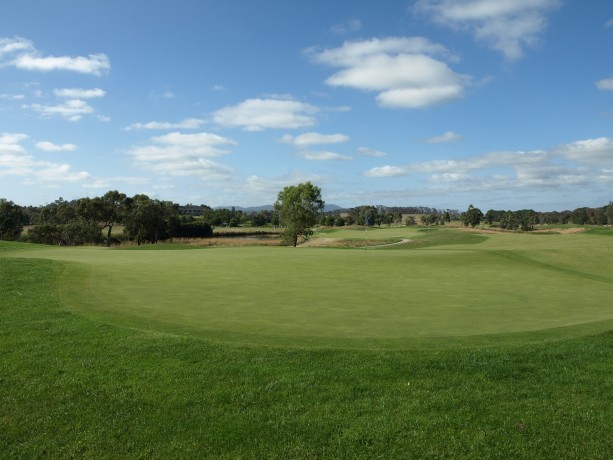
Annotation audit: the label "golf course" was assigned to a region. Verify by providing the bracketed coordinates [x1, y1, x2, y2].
[1, 226, 612, 457]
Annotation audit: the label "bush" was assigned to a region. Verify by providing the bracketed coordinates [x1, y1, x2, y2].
[26, 221, 102, 246]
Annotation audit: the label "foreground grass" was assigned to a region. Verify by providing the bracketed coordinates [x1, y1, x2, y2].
[1, 255, 612, 458]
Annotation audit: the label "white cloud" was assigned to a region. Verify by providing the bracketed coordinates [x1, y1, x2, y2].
[308, 36, 452, 65]
[148, 89, 175, 99]
[363, 138, 612, 196]
[357, 147, 386, 157]
[245, 172, 329, 197]
[213, 97, 319, 131]
[423, 131, 463, 143]
[0, 93, 25, 100]
[26, 99, 94, 121]
[35, 141, 78, 152]
[414, 0, 560, 60]
[0, 133, 28, 153]
[364, 165, 409, 177]
[280, 132, 349, 146]
[127, 131, 236, 179]
[0, 37, 110, 75]
[605, 18, 613, 28]
[84, 176, 150, 190]
[54, 88, 106, 99]
[308, 37, 468, 108]
[428, 172, 472, 183]
[331, 18, 362, 35]
[553, 137, 613, 166]
[0, 37, 32, 57]
[300, 150, 352, 161]
[0, 133, 89, 183]
[24, 87, 106, 121]
[123, 118, 207, 131]
[596, 77, 613, 91]
[23, 163, 90, 183]
[14, 53, 110, 75]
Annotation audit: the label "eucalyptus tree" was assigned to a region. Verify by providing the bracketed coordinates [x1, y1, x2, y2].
[274, 182, 324, 247]
[124, 194, 179, 244]
[0, 199, 24, 241]
[462, 205, 483, 228]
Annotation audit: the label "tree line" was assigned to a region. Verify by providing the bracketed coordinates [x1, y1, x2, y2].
[2, 188, 612, 245]
[0, 191, 211, 246]
[461, 203, 613, 230]
[321, 205, 460, 228]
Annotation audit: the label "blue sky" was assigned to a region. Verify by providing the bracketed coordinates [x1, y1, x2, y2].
[1, 0, 612, 211]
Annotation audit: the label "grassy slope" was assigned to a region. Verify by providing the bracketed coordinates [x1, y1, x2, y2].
[1, 255, 611, 458]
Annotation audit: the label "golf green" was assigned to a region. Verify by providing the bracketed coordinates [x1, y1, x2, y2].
[8, 229, 613, 348]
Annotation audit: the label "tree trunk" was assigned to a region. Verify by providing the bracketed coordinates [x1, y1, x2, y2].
[106, 224, 113, 247]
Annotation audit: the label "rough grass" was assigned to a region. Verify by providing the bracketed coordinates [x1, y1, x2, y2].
[1, 255, 611, 458]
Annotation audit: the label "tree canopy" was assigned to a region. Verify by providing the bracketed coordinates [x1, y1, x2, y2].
[274, 182, 324, 247]
[462, 205, 483, 228]
[0, 199, 24, 241]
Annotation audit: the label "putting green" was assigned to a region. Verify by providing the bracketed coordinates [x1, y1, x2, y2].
[7, 229, 613, 348]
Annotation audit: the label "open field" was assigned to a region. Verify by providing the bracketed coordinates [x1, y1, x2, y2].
[1, 228, 612, 457]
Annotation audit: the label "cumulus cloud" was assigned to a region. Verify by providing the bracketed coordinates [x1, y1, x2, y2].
[300, 150, 352, 161]
[0, 133, 28, 153]
[245, 172, 328, 197]
[23, 163, 90, 184]
[83, 176, 150, 190]
[127, 131, 236, 179]
[0, 36, 110, 75]
[363, 137, 611, 194]
[0, 37, 31, 57]
[553, 137, 613, 166]
[15, 54, 109, 75]
[423, 131, 463, 143]
[35, 141, 78, 152]
[26, 99, 95, 122]
[280, 132, 349, 146]
[213, 97, 319, 131]
[413, 0, 560, 60]
[363, 165, 408, 177]
[54, 88, 106, 99]
[0, 93, 25, 100]
[123, 118, 206, 131]
[0, 132, 89, 183]
[25, 87, 106, 121]
[596, 77, 613, 91]
[307, 37, 469, 108]
[357, 147, 386, 157]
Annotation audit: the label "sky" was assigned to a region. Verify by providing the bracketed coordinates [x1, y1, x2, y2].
[1, 0, 612, 211]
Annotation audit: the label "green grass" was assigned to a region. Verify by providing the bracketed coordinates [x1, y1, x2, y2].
[6, 230, 612, 348]
[1, 230, 612, 457]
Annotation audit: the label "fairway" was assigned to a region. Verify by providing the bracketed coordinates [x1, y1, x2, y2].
[8, 228, 613, 348]
[2, 232, 612, 458]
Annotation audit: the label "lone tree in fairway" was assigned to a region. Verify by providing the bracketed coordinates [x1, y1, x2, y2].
[274, 182, 324, 247]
